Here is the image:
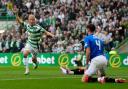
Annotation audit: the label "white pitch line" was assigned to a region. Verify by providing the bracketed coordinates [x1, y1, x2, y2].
[0, 75, 128, 81]
[0, 76, 81, 81]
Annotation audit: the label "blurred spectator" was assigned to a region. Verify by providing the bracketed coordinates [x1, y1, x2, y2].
[0, 0, 128, 53]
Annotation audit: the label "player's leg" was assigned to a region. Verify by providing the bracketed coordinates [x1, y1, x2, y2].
[32, 56, 38, 69]
[98, 68, 126, 83]
[82, 55, 108, 83]
[22, 43, 32, 75]
[22, 46, 31, 75]
[98, 77, 127, 83]
[97, 68, 106, 83]
[60, 66, 84, 75]
[31, 49, 38, 69]
[98, 66, 126, 83]
[70, 68, 84, 75]
[81, 60, 98, 82]
[23, 50, 30, 74]
[96, 56, 126, 83]
[60, 66, 74, 74]
[95, 55, 107, 83]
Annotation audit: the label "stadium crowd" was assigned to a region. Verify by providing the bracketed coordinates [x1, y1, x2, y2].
[0, 0, 128, 53]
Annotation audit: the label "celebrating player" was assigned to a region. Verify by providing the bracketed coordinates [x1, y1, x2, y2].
[16, 14, 54, 75]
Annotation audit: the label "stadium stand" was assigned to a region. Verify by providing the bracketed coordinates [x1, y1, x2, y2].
[0, 0, 128, 53]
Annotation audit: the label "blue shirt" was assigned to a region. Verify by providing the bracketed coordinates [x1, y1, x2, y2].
[84, 34, 104, 60]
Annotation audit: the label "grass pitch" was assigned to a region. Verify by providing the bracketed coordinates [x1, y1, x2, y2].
[0, 66, 128, 89]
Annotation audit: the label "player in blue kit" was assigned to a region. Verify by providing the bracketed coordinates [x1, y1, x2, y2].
[81, 24, 126, 83]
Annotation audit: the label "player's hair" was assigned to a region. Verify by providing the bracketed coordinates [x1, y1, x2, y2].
[28, 14, 35, 18]
[87, 24, 95, 32]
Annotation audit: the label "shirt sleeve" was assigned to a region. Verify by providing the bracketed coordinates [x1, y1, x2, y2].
[40, 26, 46, 33]
[84, 37, 90, 49]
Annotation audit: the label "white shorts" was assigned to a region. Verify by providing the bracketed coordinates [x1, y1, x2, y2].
[85, 55, 108, 76]
[22, 43, 39, 57]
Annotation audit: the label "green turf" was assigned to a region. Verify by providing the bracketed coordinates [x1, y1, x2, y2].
[0, 66, 128, 89]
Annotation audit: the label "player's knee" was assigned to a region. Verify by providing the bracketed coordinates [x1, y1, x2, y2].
[85, 76, 89, 82]
[32, 55, 36, 60]
[23, 51, 29, 58]
[24, 54, 28, 58]
[32, 56, 37, 63]
[82, 75, 90, 82]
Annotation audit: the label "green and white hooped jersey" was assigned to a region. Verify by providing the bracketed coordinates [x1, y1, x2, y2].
[23, 22, 46, 48]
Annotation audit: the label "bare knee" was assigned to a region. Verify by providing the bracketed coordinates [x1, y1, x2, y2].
[32, 56, 37, 63]
[23, 50, 30, 58]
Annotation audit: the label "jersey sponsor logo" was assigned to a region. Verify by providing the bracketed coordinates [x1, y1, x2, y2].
[11, 53, 21, 67]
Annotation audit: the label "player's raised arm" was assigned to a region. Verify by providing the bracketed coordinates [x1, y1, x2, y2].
[45, 31, 55, 38]
[40, 25, 55, 37]
[13, 10, 23, 24]
[16, 15, 23, 24]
